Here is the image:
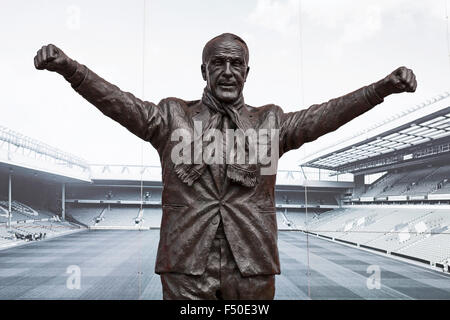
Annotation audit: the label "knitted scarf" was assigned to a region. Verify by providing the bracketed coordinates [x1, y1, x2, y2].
[174, 88, 257, 187]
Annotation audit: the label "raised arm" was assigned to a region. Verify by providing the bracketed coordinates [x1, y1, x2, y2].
[279, 67, 417, 155]
[34, 44, 168, 147]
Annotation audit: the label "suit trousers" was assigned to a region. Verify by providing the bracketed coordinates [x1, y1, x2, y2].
[160, 222, 275, 300]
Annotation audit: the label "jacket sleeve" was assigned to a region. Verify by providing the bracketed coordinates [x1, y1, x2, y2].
[279, 84, 384, 155]
[64, 61, 169, 149]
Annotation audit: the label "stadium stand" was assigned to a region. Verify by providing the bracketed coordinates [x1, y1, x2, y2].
[275, 191, 338, 206]
[434, 182, 450, 194]
[378, 167, 435, 196]
[66, 205, 105, 227]
[399, 232, 450, 264]
[359, 164, 450, 199]
[66, 185, 162, 202]
[140, 207, 163, 229]
[94, 206, 143, 227]
[0, 217, 82, 249]
[67, 204, 162, 229]
[0, 199, 55, 223]
[276, 210, 290, 230]
[306, 206, 450, 265]
[406, 165, 450, 195]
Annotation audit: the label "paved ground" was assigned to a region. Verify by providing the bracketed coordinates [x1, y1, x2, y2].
[0, 230, 449, 300]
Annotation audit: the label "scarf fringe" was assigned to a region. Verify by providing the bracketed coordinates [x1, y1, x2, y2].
[174, 164, 203, 186]
[227, 165, 257, 187]
[174, 87, 258, 188]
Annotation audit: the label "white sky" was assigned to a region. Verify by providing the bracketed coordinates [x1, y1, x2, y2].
[1, 0, 449, 170]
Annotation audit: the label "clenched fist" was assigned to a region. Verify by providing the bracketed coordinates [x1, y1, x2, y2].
[375, 66, 417, 98]
[34, 44, 77, 78]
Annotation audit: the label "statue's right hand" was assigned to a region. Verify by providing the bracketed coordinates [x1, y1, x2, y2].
[34, 44, 76, 78]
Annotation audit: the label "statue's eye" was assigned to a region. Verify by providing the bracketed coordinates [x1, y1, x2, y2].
[232, 59, 243, 66]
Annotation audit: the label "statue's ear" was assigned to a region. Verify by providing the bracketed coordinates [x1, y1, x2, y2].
[244, 66, 250, 82]
[201, 64, 207, 81]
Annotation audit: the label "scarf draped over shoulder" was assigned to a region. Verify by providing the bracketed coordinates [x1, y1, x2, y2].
[174, 88, 258, 187]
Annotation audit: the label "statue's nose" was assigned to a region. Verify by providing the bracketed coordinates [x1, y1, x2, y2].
[223, 62, 232, 77]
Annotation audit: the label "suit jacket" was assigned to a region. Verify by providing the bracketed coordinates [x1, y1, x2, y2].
[65, 63, 383, 276]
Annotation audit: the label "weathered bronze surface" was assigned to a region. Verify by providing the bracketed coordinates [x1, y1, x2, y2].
[34, 33, 416, 299]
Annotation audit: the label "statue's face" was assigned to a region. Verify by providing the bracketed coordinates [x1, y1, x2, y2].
[202, 38, 249, 103]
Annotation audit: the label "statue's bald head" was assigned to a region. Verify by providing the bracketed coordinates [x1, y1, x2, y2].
[202, 33, 249, 65]
[201, 33, 250, 103]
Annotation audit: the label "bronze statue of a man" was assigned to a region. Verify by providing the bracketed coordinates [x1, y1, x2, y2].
[34, 33, 416, 300]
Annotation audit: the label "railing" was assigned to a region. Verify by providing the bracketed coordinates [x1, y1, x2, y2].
[0, 125, 89, 170]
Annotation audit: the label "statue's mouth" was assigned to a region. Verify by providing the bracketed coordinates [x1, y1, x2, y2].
[218, 83, 236, 88]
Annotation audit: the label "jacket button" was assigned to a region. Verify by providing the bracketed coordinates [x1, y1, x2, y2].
[212, 217, 219, 225]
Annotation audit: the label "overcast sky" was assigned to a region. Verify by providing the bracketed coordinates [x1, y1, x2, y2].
[1, 0, 449, 170]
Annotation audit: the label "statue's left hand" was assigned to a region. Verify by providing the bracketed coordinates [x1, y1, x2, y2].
[375, 66, 417, 98]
